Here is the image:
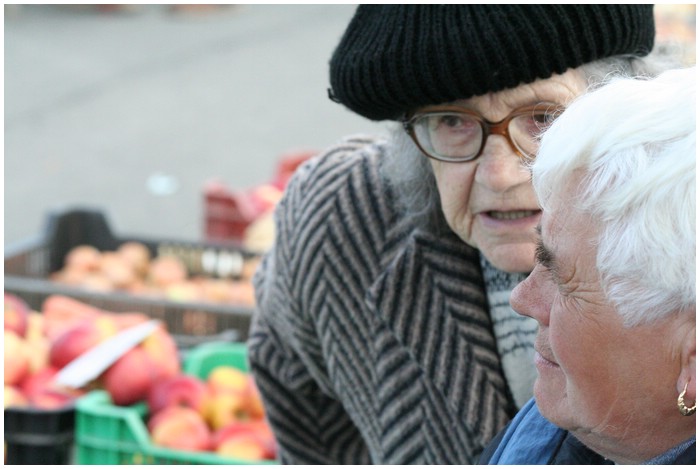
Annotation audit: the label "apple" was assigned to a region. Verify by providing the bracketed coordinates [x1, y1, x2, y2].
[41, 295, 105, 341]
[146, 374, 208, 415]
[102, 346, 158, 406]
[64, 245, 102, 271]
[25, 335, 50, 374]
[117, 241, 151, 276]
[200, 279, 234, 303]
[49, 265, 90, 287]
[203, 391, 249, 431]
[244, 375, 266, 420]
[24, 311, 45, 343]
[214, 420, 277, 460]
[4, 330, 30, 386]
[19, 366, 60, 400]
[148, 406, 212, 452]
[148, 256, 188, 289]
[17, 311, 50, 375]
[99, 252, 137, 289]
[102, 326, 180, 406]
[140, 326, 181, 381]
[48, 316, 118, 369]
[216, 434, 270, 461]
[4, 292, 30, 337]
[29, 386, 83, 410]
[207, 366, 248, 395]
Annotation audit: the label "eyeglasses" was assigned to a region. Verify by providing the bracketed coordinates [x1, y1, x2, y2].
[402, 103, 563, 163]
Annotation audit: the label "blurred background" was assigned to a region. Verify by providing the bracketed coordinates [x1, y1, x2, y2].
[4, 4, 696, 248]
[5, 4, 389, 247]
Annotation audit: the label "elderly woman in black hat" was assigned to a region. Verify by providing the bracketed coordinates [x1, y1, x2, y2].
[481, 66, 695, 465]
[247, 5, 676, 464]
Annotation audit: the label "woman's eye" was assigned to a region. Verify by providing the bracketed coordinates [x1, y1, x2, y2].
[439, 115, 465, 128]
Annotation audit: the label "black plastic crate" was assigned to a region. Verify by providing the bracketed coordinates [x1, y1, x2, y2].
[4, 207, 261, 347]
[4, 404, 76, 464]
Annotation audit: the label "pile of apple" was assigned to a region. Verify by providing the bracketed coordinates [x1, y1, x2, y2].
[144, 365, 276, 460]
[4, 292, 277, 462]
[49, 241, 258, 306]
[4, 292, 179, 410]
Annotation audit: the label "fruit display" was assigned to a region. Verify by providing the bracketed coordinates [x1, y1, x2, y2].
[3, 292, 178, 410]
[49, 241, 259, 306]
[4, 292, 277, 463]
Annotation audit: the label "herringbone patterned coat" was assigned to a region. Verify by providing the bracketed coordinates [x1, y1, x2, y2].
[247, 135, 517, 464]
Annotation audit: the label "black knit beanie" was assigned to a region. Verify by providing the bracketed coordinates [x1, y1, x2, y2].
[329, 5, 655, 121]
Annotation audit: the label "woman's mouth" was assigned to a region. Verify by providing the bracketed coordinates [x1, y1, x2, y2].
[487, 210, 540, 220]
[534, 351, 560, 369]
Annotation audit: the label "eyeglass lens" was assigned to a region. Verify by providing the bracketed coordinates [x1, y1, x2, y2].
[412, 111, 552, 161]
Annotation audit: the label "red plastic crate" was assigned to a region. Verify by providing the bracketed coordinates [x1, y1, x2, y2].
[204, 150, 315, 243]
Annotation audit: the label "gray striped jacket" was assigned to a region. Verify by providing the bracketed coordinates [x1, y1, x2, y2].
[247, 135, 517, 464]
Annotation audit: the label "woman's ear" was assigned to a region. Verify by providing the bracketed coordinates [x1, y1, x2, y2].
[676, 318, 696, 402]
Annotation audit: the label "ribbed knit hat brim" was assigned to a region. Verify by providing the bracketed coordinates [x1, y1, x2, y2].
[329, 5, 655, 121]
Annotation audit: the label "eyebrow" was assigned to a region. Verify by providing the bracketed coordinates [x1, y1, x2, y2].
[534, 225, 557, 272]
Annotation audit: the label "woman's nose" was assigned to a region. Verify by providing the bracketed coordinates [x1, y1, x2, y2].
[474, 136, 530, 192]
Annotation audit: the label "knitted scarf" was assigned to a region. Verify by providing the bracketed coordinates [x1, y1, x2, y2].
[480, 255, 538, 408]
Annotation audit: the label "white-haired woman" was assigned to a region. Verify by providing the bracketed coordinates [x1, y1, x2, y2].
[481, 66, 696, 464]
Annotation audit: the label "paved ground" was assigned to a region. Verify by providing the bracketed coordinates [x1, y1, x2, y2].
[5, 4, 389, 247]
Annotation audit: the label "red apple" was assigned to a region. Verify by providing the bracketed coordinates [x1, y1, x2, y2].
[148, 406, 212, 452]
[102, 346, 158, 406]
[4, 293, 30, 337]
[203, 390, 248, 430]
[29, 386, 82, 410]
[216, 434, 270, 461]
[19, 366, 60, 400]
[48, 316, 118, 369]
[146, 374, 208, 415]
[140, 326, 181, 381]
[41, 295, 106, 341]
[214, 420, 277, 460]
[102, 326, 181, 406]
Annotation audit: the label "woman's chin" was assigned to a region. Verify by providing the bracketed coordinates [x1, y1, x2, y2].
[533, 379, 568, 427]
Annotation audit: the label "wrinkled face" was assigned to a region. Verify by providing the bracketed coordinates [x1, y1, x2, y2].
[429, 68, 587, 273]
[509, 181, 687, 462]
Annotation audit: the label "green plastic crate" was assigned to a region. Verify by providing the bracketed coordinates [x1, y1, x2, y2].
[74, 342, 278, 465]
